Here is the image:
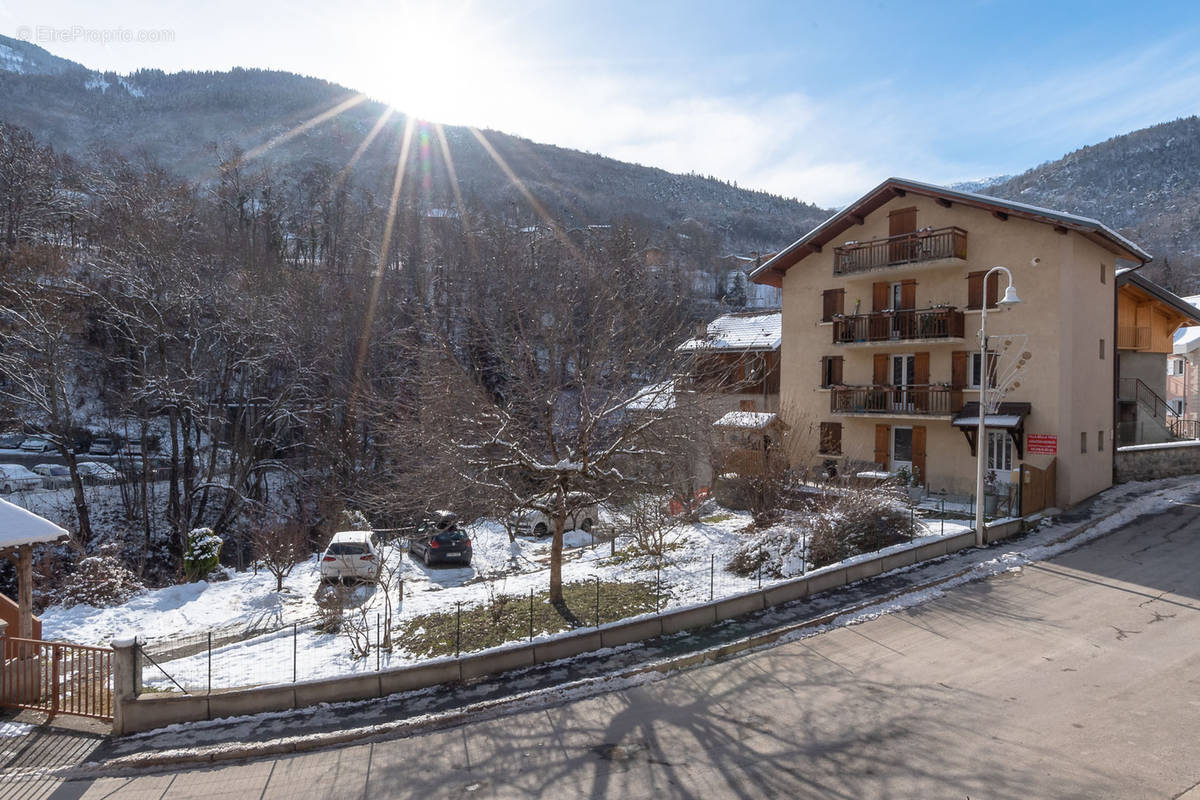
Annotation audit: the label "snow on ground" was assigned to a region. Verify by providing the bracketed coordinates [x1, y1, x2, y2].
[0, 721, 35, 738]
[39, 504, 972, 692]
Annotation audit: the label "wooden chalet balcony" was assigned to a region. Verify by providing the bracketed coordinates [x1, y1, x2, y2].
[832, 306, 965, 345]
[830, 385, 963, 417]
[833, 226, 968, 275]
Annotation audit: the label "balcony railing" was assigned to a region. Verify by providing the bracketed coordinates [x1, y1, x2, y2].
[833, 306, 965, 344]
[830, 385, 963, 416]
[833, 226, 968, 275]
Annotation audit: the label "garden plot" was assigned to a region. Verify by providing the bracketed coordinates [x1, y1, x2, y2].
[39, 507, 971, 691]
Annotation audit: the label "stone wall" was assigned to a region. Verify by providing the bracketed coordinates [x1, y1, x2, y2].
[1115, 441, 1200, 483]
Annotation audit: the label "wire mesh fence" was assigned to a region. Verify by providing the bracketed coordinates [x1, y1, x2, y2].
[137, 505, 967, 694]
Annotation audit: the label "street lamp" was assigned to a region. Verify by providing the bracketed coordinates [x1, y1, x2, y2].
[975, 265, 1021, 546]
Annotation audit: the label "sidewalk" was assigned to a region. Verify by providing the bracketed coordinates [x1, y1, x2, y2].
[6, 476, 1198, 784]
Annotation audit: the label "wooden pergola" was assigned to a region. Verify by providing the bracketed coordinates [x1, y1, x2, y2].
[0, 498, 69, 643]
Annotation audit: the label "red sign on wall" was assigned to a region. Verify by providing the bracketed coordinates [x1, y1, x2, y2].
[1027, 434, 1057, 455]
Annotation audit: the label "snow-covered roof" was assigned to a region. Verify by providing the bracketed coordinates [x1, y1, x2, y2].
[713, 411, 779, 430]
[628, 381, 676, 411]
[677, 312, 782, 352]
[1174, 326, 1200, 355]
[950, 415, 1023, 428]
[0, 498, 69, 548]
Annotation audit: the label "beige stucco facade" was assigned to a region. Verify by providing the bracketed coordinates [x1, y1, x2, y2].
[763, 186, 1137, 508]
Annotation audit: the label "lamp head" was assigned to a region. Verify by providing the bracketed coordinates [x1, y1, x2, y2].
[1000, 285, 1021, 306]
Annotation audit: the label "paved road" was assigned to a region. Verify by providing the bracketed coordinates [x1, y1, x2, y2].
[17, 494, 1200, 799]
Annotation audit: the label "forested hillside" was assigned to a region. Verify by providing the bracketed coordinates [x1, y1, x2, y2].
[985, 116, 1200, 291]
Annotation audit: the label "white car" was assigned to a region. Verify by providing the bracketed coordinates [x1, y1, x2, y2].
[19, 437, 53, 453]
[0, 464, 42, 493]
[509, 493, 599, 537]
[76, 461, 122, 483]
[318, 531, 381, 584]
[89, 438, 117, 455]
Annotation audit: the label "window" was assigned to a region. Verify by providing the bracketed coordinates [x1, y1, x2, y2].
[821, 288, 845, 322]
[1099, 338, 1105, 360]
[968, 352, 999, 389]
[1100, 263, 1107, 284]
[1098, 430, 1105, 451]
[819, 422, 842, 456]
[986, 430, 1013, 473]
[820, 356, 843, 387]
[1081, 431, 1087, 454]
[967, 271, 999, 310]
[1170, 399, 1185, 415]
[1169, 358, 1185, 376]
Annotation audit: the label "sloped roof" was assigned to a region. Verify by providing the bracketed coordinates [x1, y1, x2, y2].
[0, 498, 69, 548]
[713, 411, 781, 430]
[1117, 270, 1200, 326]
[677, 311, 781, 352]
[751, 177, 1151, 287]
[627, 381, 677, 411]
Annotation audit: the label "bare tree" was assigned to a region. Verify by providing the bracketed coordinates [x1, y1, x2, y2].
[373, 225, 708, 606]
[252, 519, 309, 591]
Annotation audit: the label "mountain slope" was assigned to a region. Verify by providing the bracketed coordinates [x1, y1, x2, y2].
[984, 116, 1200, 290]
[0, 35, 829, 256]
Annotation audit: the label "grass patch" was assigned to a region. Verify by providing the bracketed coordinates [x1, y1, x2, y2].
[700, 512, 735, 524]
[397, 580, 661, 658]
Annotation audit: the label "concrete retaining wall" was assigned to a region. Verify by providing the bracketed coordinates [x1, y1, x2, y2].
[112, 518, 1024, 735]
[1115, 440, 1200, 483]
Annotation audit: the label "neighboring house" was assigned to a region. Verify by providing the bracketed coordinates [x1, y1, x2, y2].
[1168, 294, 1200, 427]
[631, 311, 782, 487]
[1114, 272, 1200, 444]
[751, 176, 1151, 510]
[676, 310, 782, 416]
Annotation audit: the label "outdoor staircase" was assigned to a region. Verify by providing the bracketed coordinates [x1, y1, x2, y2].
[1118, 378, 1200, 446]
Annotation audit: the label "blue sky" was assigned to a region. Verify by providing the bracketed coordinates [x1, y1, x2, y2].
[3, 0, 1199, 206]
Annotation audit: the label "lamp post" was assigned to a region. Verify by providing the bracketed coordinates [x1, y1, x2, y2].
[975, 265, 1021, 546]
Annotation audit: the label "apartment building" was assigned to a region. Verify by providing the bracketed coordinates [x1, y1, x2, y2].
[751, 178, 1151, 508]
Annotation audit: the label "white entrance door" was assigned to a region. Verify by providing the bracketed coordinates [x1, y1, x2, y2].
[891, 354, 915, 410]
[986, 430, 1014, 481]
[892, 426, 913, 473]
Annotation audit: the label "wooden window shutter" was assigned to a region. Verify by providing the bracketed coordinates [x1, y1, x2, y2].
[913, 352, 930, 411]
[872, 282, 889, 312]
[912, 426, 926, 484]
[985, 271, 999, 308]
[900, 280, 917, 310]
[967, 271, 983, 310]
[874, 424, 890, 469]
[821, 288, 845, 322]
[820, 422, 842, 455]
[873, 353, 889, 385]
[888, 207, 917, 236]
[951, 350, 968, 387]
[831, 355, 843, 386]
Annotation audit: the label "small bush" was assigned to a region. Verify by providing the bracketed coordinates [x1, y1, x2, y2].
[728, 486, 917, 577]
[808, 487, 917, 568]
[338, 509, 371, 530]
[183, 527, 222, 582]
[56, 544, 144, 607]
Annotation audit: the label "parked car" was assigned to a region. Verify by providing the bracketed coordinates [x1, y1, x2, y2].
[318, 531, 381, 584]
[409, 511, 473, 566]
[76, 461, 122, 483]
[0, 464, 42, 493]
[89, 438, 117, 455]
[19, 437, 53, 453]
[32, 463, 72, 488]
[509, 493, 599, 537]
[0, 433, 25, 449]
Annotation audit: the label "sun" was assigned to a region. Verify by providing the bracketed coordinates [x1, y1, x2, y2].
[348, 2, 513, 127]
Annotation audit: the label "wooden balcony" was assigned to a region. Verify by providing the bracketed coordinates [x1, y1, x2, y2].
[830, 385, 963, 417]
[833, 227, 967, 276]
[832, 306, 965, 345]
